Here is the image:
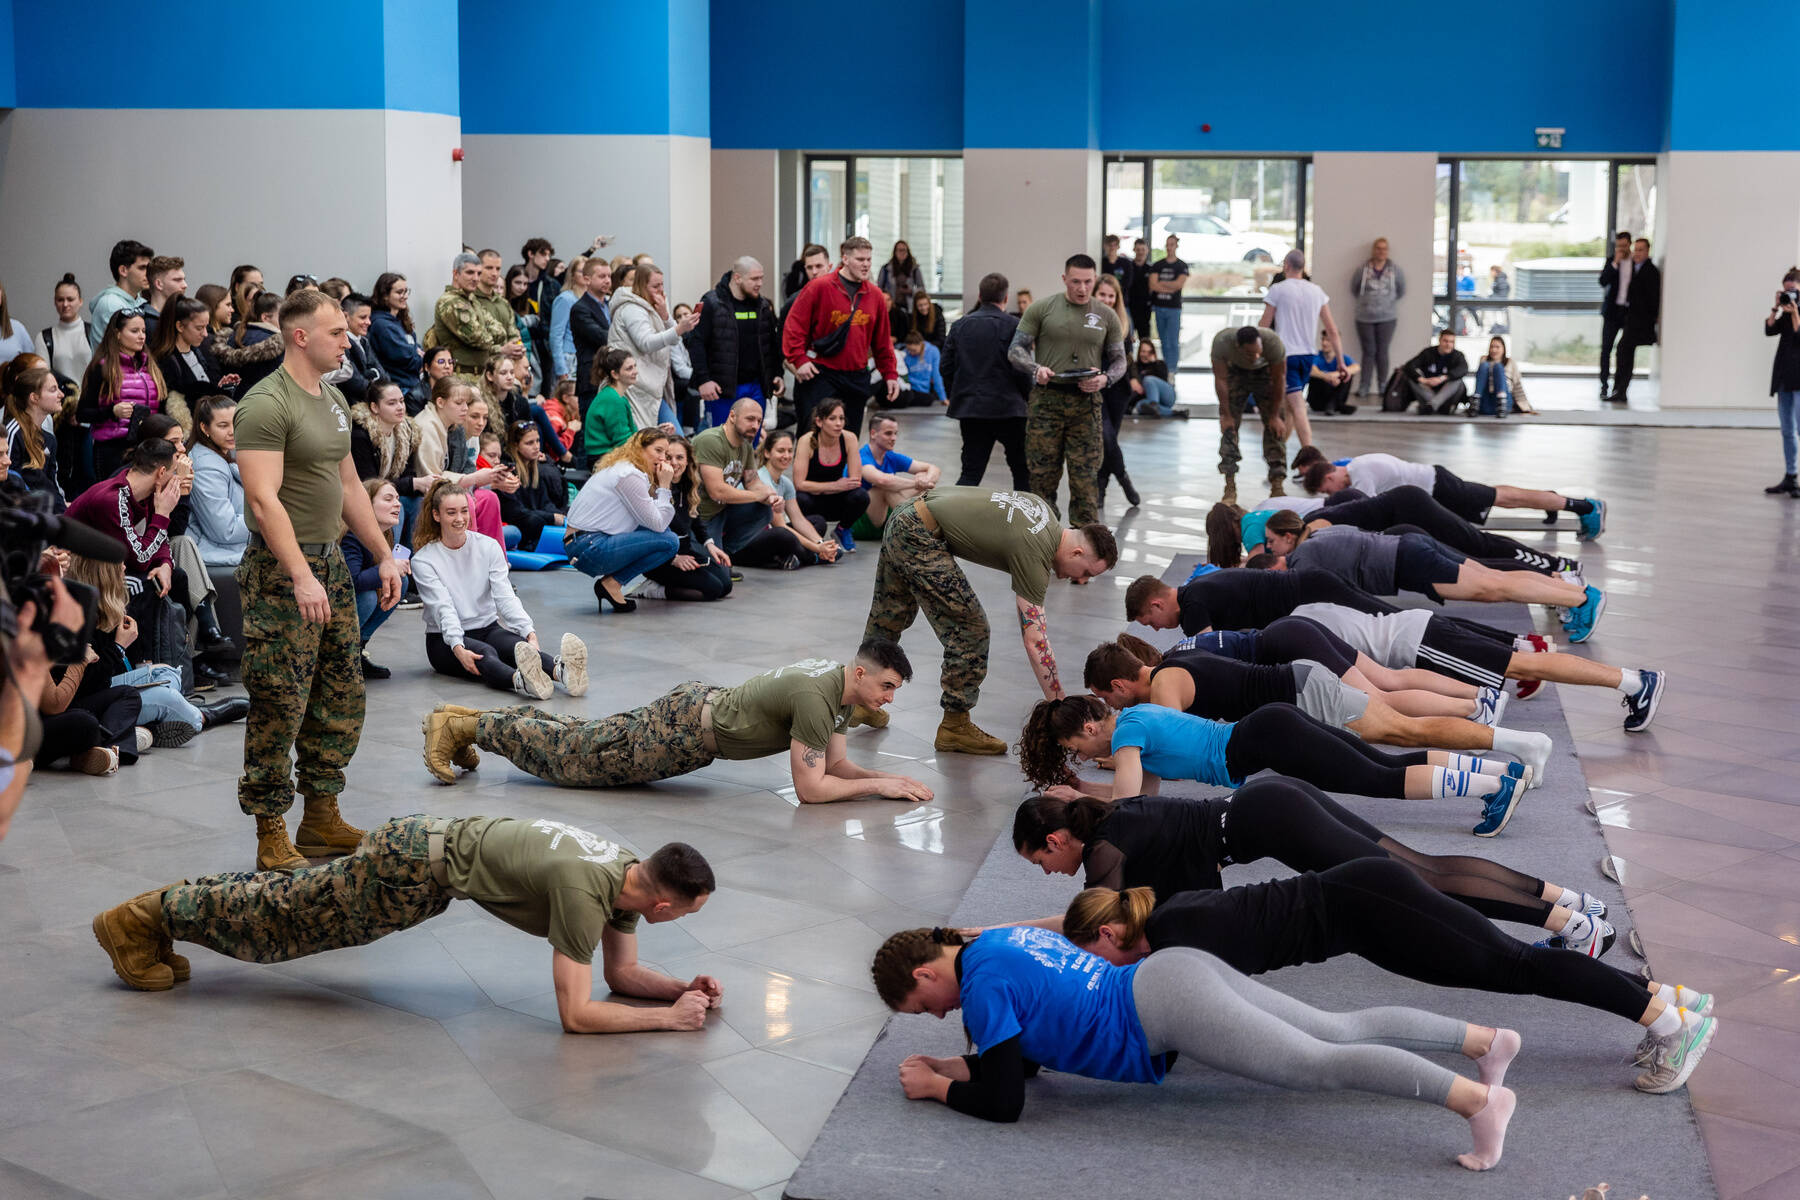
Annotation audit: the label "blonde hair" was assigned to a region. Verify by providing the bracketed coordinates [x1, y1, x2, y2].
[1093, 274, 1129, 335]
[65, 554, 127, 632]
[597, 427, 669, 478]
[1061, 886, 1155, 949]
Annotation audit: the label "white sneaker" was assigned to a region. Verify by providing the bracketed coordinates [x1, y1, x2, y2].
[135, 726, 154, 753]
[635, 580, 667, 600]
[513, 653, 554, 700]
[556, 633, 588, 697]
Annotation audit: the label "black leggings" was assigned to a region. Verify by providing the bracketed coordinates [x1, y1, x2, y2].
[54, 685, 144, 765]
[1097, 381, 1131, 492]
[1222, 703, 1425, 799]
[1222, 776, 1553, 926]
[1319, 858, 1650, 1022]
[645, 557, 733, 600]
[425, 623, 554, 692]
[733, 525, 806, 569]
[797, 486, 870, 529]
[1323, 485, 1556, 573]
[1257, 616, 1359, 676]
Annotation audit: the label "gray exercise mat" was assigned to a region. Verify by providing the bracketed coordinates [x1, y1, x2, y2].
[787, 570, 1714, 1199]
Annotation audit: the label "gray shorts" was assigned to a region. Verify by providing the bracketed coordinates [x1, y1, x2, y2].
[1292, 659, 1371, 729]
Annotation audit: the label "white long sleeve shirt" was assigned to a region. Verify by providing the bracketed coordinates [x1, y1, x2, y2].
[566, 460, 675, 535]
[409, 532, 532, 648]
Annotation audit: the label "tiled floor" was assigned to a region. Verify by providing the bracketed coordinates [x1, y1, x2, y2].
[5, 408, 1797, 1199]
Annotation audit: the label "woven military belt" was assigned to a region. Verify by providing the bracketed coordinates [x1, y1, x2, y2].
[425, 816, 468, 899]
[249, 532, 335, 558]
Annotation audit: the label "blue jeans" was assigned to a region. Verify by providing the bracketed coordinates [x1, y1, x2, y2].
[1134, 374, 1177, 416]
[356, 589, 393, 643]
[568, 528, 679, 584]
[113, 664, 202, 731]
[1780, 390, 1799, 475]
[1153, 307, 1183, 373]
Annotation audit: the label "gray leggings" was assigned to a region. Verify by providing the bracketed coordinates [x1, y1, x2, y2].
[1130, 947, 1464, 1107]
[1355, 319, 1397, 393]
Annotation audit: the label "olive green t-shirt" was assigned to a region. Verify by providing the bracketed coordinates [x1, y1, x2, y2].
[1018, 294, 1123, 377]
[233, 365, 353, 543]
[442, 816, 641, 965]
[920, 487, 1063, 605]
[692, 426, 758, 521]
[1210, 326, 1286, 373]
[709, 659, 851, 758]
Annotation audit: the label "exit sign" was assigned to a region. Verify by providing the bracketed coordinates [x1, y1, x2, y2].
[1535, 127, 1565, 149]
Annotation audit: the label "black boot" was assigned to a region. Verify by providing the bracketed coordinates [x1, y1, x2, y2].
[1765, 474, 1798, 495]
[198, 697, 250, 729]
[193, 600, 233, 656]
[361, 649, 391, 680]
[1120, 474, 1141, 508]
[191, 660, 233, 690]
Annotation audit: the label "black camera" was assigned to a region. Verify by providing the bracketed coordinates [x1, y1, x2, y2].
[1779, 291, 1798, 308]
[0, 484, 115, 667]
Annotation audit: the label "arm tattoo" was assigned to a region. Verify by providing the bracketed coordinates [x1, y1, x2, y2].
[1007, 328, 1039, 375]
[1102, 340, 1127, 386]
[1019, 603, 1063, 695]
[802, 746, 823, 768]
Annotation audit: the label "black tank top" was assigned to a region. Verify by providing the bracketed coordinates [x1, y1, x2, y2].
[1083, 795, 1231, 896]
[1150, 650, 1298, 720]
[805, 434, 851, 484]
[1145, 874, 1330, 975]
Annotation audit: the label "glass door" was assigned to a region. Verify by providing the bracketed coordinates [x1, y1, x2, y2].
[807, 158, 851, 245]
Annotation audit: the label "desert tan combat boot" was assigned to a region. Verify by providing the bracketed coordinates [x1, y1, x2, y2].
[92, 888, 176, 991]
[1220, 476, 1238, 507]
[421, 706, 480, 783]
[295, 794, 366, 858]
[934, 711, 1007, 755]
[1268, 475, 1287, 497]
[432, 703, 484, 769]
[119, 885, 192, 980]
[847, 704, 889, 729]
[255, 815, 309, 873]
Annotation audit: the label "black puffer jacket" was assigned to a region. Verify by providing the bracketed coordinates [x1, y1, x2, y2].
[690, 271, 781, 397]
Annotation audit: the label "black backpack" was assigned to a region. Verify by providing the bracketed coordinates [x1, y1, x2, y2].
[1380, 371, 1411, 412]
[127, 588, 195, 695]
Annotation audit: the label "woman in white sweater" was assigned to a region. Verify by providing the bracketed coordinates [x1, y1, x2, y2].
[563, 428, 681, 612]
[410, 480, 588, 698]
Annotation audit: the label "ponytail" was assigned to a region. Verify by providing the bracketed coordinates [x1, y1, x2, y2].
[1014, 695, 1107, 789]
[871, 927, 967, 1010]
[1061, 887, 1155, 951]
[412, 477, 468, 550]
[1012, 792, 1111, 853]
[1081, 633, 1161, 694]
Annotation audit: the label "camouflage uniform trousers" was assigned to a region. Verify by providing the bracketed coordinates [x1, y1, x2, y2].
[1221, 366, 1288, 486]
[1025, 386, 1103, 526]
[236, 542, 364, 818]
[162, 816, 451, 964]
[476, 682, 720, 787]
[862, 502, 988, 713]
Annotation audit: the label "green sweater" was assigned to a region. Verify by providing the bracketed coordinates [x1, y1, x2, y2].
[584, 386, 635, 458]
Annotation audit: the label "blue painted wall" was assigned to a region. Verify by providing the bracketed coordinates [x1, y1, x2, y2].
[0, 0, 15, 110]
[1667, 0, 1800, 150]
[385, 0, 461, 117]
[963, 0, 1098, 149]
[708, 0, 964, 149]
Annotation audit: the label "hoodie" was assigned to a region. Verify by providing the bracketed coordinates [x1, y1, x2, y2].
[606, 287, 691, 429]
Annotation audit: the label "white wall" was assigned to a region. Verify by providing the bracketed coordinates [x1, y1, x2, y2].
[0, 108, 410, 331]
[961, 149, 1101, 311]
[1656, 151, 1800, 408]
[1310, 153, 1438, 365]
[382, 110, 465, 330]
[667, 135, 713, 306]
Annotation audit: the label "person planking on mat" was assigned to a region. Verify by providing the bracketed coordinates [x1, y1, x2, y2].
[1252, 510, 1606, 642]
[872, 924, 1521, 1170]
[1287, 603, 1665, 733]
[1292, 446, 1606, 540]
[1085, 630, 1533, 742]
[421, 638, 936, 803]
[1060, 873, 1716, 1095]
[1015, 694, 1537, 837]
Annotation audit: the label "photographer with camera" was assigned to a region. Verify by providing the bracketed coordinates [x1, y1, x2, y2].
[1764, 268, 1800, 497]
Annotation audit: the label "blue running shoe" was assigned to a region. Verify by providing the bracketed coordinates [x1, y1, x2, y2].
[1577, 498, 1606, 541]
[1623, 668, 1664, 733]
[1473, 774, 1524, 837]
[835, 526, 857, 553]
[1562, 585, 1606, 643]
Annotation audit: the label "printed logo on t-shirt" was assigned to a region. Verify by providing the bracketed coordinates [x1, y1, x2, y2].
[723, 461, 745, 488]
[330, 401, 349, 433]
[772, 658, 841, 679]
[529, 818, 625, 865]
[989, 491, 1052, 533]
[1083, 312, 1101, 329]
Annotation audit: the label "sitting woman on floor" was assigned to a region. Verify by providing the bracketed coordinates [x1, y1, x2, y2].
[341, 478, 413, 679]
[186, 396, 250, 570]
[564, 428, 680, 612]
[757, 429, 840, 566]
[791, 398, 871, 552]
[641, 434, 733, 602]
[411, 375, 510, 543]
[410, 479, 587, 697]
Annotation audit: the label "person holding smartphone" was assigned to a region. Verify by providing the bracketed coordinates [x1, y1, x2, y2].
[1765, 268, 1800, 496]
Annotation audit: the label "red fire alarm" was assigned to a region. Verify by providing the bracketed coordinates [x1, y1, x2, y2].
[1200, 123, 1212, 133]
[451, 147, 465, 162]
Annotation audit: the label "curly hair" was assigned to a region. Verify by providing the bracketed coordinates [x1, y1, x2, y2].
[1014, 695, 1109, 789]
[870, 927, 968, 1010]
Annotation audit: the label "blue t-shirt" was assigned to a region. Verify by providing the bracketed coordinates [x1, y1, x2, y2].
[1189, 629, 1261, 662]
[1112, 704, 1241, 788]
[1240, 509, 1273, 552]
[959, 926, 1164, 1084]
[859, 444, 913, 492]
[1185, 560, 1220, 583]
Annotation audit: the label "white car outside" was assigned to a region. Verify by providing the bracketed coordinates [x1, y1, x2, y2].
[1122, 214, 1292, 264]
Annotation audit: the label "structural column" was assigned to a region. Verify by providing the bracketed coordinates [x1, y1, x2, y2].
[1309, 154, 1438, 371]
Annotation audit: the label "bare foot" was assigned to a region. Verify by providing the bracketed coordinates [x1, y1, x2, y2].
[1475, 1027, 1522, 1088]
[1458, 1084, 1516, 1171]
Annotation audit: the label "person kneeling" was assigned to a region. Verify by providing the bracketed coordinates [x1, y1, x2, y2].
[411, 479, 586, 699]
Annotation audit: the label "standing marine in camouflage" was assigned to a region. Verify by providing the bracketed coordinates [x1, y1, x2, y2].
[1210, 324, 1290, 507]
[861, 486, 1119, 755]
[422, 639, 935, 804]
[91, 815, 729, 1033]
[1009, 253, 1127, 526]
[233, 289, 402, 871]
[428, 252, 520, 372]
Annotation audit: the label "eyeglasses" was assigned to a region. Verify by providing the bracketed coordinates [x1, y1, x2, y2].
[510, 421, 535, 432]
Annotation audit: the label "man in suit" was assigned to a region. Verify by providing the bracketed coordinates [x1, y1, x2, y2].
[941, 271, 1031, 489]
[1608, 238, 1660, 403]
[570, 258, 612, 407]
[1597, 230, 1634, 399]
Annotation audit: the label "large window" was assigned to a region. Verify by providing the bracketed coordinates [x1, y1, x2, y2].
[806, 155, 963, 314]
[1104, 156, 1310, 368]
[1436, 158, 1656, 375]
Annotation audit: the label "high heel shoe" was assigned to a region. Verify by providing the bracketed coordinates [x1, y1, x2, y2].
[594, 577, 637, 613]
[1121, 474, 1141, 508]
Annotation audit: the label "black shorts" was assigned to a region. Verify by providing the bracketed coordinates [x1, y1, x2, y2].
[1431, 464, 1498, 524]
[1416, 614, 1512, 688]
[1392, 531, 1466, 599]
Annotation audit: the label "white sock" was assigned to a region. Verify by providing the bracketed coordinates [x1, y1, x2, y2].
[1431, 767, 1502, 799]
[1490, 728, 1530, 757]
[1654, 983, 1676, 1005]
[1616, 668, 1642, 696]
[1559, 911, 1594, 945]
[1444, 752, 1499, 774]
[1552, 886, 1580, 909]
[1647, 1005, 1684, 1038]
